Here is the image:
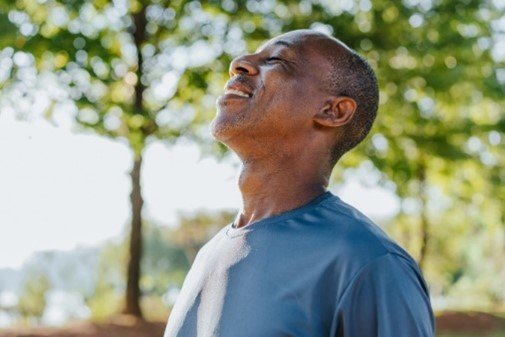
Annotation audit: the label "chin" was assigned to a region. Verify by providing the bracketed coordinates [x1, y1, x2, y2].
[210, 108, 248, 143]
[210, 114, 236, 143]
[209, 118, 226, 141]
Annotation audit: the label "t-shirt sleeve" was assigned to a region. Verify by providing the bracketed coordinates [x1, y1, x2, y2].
[333, 253, 435, 337]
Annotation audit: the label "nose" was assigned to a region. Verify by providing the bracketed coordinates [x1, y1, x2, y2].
[229, 55, 259, 77]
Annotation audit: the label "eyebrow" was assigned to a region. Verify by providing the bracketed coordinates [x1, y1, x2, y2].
[255, 40, 293, 54]
[273, 40, 292, 48]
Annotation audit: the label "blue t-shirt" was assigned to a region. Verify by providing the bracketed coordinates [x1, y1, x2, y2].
[164, 192, 435, 337]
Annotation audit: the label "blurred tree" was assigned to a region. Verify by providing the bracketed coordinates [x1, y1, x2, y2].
[140, 221, 191, 321]
[17, 271, 50, 325]
[86, 240, 126, 321]
[171, 210, 235, 263]
[84, 214, 229, 320]
[0, 0, 229, 318]
[141, 221, 190, 293]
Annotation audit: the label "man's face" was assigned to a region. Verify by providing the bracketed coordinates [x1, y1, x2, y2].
[211, 30, 334, 148]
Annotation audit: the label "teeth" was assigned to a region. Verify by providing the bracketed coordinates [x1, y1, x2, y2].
[226, 88, 250, 98]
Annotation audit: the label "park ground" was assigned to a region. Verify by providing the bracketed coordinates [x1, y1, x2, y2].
[0, 311, 504, 337]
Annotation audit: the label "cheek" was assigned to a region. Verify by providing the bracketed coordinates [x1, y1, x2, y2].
[255, 70, 322, 129]
[265, 79, 317, 118]
[258, 74, 297, 109]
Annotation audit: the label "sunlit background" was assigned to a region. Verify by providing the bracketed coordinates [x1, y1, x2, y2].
[0, 0, 504, 336]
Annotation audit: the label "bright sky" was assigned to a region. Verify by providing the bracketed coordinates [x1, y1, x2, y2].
[0, 109, 400, 269]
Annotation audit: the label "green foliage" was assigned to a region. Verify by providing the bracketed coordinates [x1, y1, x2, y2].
[1, 0, 504, 312]
[141, 222, 191, 296]
[84, 237, 127, 320]
[84, 211, 232, 320]
[140, 295, 170, 322]
[171, 210, 235, 264]
[16, 271, 50, 325]
[87, 290, 122, 321]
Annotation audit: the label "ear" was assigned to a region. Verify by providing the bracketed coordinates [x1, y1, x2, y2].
[313, 96, 357, 128]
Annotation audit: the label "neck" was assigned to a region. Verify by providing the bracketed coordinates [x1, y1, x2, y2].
[234, 153, 329, 228]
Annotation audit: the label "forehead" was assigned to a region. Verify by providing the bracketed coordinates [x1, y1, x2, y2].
[257, 31, 337, 65]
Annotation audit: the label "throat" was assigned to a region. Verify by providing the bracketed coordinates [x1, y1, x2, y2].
[235, 162, 327, 228]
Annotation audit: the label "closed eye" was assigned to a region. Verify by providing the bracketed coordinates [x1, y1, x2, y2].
[266, 57, 283, 63]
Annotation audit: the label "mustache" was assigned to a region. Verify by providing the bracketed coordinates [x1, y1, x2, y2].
[226, 75, 256, 92]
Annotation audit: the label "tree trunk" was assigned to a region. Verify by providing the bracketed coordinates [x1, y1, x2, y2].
[417, 156, 429, 271]
[123, 3, 148, 319]
[124, 154, 144, 318]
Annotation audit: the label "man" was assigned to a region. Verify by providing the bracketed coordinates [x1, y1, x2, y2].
[164, 29, 434, 337]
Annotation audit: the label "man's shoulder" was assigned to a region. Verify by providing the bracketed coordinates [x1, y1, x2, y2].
[305, 192, 416, 266]
[287, 193, 426, 303]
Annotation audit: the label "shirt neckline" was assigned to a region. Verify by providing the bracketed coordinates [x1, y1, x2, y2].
[225, 191, 335, 238]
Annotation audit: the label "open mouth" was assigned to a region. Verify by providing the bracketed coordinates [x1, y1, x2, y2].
[224, 88, 252, 98]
